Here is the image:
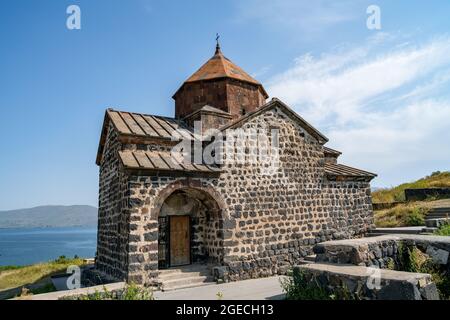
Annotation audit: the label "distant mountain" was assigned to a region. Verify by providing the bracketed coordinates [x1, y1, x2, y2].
[0, 205, 98, 229]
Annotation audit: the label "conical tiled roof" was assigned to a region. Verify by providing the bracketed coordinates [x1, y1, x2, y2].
[183, 45, 267, 96]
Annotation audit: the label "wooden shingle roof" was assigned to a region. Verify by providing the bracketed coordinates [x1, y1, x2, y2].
[325, 163, 377, 181]
[96, 109, 195, 165]
[107, 109, 193, 140]
[118, 150, 221, 174]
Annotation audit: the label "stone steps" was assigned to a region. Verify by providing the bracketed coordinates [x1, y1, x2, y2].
[422, 227, 438, 234]
[425, 207, 450, 228]
[298, 255, 317, 265]
[426, 208, 450, 218]
[159, 270, 209, 281]
[425, 218, 450, 228]
[304, 255, 316, 262]
[158, 265, 215, 291]
[427, 213, 450, 218]
[158, 265, 210, 276]
[160, 275, 214, 291]
[428, 207, 450, 212]
[427, 217, 450, 221]
[368, 227, 424, 236]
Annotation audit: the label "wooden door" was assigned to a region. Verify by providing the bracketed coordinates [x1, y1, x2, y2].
[170, 216, 190, 266]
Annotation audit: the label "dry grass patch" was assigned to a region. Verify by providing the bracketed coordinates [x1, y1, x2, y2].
[0, 256, 85, 291]
[374, 202, 431, 227]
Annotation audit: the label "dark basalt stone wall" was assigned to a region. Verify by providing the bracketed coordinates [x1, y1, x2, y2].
[95, 107, 375, 286]
[405, 188, 450, 201]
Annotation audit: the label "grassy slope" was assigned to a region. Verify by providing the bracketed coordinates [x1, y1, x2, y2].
[0, 257, 86, 292]
[372, 171, 450, 228]
[372, 171, 450, 203]
[374, 201, 431, 228]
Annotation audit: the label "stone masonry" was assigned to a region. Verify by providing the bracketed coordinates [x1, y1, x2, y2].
[93, 44, 377, 286]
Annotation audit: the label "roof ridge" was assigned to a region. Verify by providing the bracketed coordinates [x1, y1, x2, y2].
[216, 52, 228, 77]
[217, 98, 328, 144]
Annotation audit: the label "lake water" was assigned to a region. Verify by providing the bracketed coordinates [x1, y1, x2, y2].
[0, 226, 97, 266]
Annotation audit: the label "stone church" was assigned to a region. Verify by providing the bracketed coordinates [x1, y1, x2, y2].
[94, 42, 377, 287]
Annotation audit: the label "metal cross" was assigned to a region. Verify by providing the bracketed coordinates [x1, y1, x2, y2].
[216, 33, 220, 46]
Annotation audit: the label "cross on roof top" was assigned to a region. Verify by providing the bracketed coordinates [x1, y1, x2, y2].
[215, 33, 221, 54]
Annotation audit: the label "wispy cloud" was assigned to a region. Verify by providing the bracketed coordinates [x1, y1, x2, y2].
[233, 0, 364, 33]
[251, 65, 272, 79]
[266, 33, 450, 186]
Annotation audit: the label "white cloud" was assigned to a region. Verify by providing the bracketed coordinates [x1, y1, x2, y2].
[251, 65, 272, 79]
[266, 34, 450, 187]
[233, 0, 363, 33]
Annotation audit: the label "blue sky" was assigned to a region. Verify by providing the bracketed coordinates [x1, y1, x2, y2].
[1, 0, 450, 210]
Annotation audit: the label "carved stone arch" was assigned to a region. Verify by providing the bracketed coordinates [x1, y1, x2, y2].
[151, 178, 228, 267]
[150, 179, 227, 221]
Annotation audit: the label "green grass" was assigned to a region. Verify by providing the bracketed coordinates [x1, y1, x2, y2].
[372, 171, 450, 203]
[65, 283, 154, 300]
[0, 256, 86, 291]
[0, 265, 25, 272]
[434, 222, 450, 236]
[374, 202, 430, 227]
[281, 269, 332, 300]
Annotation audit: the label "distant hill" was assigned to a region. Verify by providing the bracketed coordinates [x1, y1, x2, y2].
[372, 171, 450, 203]
[0, 205, 98, 229]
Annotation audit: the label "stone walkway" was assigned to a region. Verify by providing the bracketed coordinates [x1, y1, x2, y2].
[154, 276, 286, 300]
[17, 282, 127, 300]
[19, 276, 285, 300]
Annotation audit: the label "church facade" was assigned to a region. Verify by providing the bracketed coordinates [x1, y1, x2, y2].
[94, 44, 377, 286]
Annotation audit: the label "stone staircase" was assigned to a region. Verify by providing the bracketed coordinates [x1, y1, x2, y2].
[157, 264, 215, 291]
[367, 227, 425, 237]
[425, 207, 450, 228]
[298, 254, 317, 265]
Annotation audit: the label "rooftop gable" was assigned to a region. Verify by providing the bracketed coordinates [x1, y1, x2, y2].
[219, 98, 329, 145]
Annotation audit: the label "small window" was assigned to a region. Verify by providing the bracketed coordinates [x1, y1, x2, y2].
[241, 108, 246, 116]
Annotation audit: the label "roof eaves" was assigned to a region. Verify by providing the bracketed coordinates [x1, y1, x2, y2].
[324, 146, 343, 156]
[95, 108, 115, 166]
[324, 163, 377, 180]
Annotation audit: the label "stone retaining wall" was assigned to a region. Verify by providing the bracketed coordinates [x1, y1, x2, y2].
[283, 234, 450, 300]
[405, 188, 450, 201]
[296, 263, 439, 300]
[314, 234, 450, 269]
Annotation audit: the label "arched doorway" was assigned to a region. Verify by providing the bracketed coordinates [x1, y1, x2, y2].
[157, 187, 224, 269]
